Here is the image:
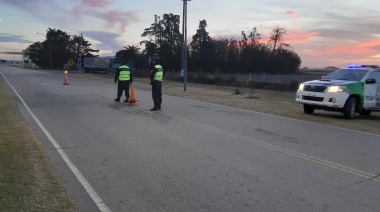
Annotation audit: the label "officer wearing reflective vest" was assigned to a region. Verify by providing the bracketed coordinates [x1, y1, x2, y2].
[150, 58, 164, 111]
[114, 62, 133, 102]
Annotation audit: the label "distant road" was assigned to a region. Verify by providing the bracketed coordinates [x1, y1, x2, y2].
[0, 51, 23, 54]
[1, 65, 380, 212]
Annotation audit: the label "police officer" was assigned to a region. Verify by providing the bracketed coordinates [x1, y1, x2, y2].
[150, 58, 164, 111]
[114, 62, 133, 102]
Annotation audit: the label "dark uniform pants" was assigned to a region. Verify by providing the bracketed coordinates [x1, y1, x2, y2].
[117, 80, 130, 99]
[152, 81, 162, 107]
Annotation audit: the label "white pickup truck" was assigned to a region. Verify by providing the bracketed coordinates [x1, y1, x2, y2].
[296, 65, 380, 119]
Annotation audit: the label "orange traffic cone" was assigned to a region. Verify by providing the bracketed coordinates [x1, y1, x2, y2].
[63, 70, 69, 85]
[129, 85, 138, 106]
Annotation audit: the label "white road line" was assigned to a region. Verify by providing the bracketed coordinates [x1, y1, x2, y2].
[1, 72, 111, 212]
[69, 83, 380, 182]
[168, 113, 380, 183]
[166, 93, 380, 137]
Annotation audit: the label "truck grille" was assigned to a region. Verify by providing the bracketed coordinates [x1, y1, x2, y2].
[304, 85, 326, 92]
[302, 96, 324, 102]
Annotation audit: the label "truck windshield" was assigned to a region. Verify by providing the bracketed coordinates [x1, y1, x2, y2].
[324, 69, 369, 81]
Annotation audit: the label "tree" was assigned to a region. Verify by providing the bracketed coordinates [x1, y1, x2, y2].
[115, 45, 143, 70]
[141, 14, 182, 70]
[116, 45, 140, 62]
[24, 42, 43, 65]
[248, 27, 261, 44]
[189, 20, 213, 72]
[225, 39, 240, 73]
[141, 15, 162, 56]
[240, 27, 260, 47]
[25, 28, 98, 69]
[190, 20, 211, 54]
[269, 26, 288, 54]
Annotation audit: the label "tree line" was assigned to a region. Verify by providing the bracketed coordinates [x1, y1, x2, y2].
[24, 29, 99, 69]
[120, 13, 301, 74]
[24, 13, 301, 74]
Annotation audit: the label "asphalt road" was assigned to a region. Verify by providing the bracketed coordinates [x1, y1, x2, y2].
[1, 65, 380, 212]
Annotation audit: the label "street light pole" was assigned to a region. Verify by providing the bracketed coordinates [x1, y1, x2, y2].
[79, 33, 82, 74]
[181, 0, 191, 91]
[49, 38, 51, 70]
[34, 31, 52, 70]
[13, 48, 16, 65]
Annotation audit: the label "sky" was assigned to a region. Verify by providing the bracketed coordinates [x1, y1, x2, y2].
[1, 0, 380, 68]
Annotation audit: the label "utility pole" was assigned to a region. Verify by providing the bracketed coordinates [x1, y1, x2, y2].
[49, 38, 51, 70]
[181, 0, 191, 91]
[13, 48, 16, 65]
[79, 33, 82, 74]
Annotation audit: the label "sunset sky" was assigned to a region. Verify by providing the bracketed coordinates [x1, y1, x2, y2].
[1, 0, 380, 68]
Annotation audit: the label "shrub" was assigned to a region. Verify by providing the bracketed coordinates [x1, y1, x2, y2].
[289, 80, 300, 91]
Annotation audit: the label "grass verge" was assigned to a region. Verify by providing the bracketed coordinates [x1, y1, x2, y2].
[0, 78, 77, 212]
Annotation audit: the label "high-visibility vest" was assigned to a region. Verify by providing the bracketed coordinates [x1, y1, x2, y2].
[153, 65, 163, 81]
[118, 65, 130, 81]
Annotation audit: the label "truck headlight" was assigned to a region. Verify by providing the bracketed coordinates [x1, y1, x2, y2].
[327, 86, 345, 93]
[299, 83, 305, 90]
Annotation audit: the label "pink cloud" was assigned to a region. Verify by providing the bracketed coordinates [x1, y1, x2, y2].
[286, 11, 297, 17]
[84, 9, 139, 32]
[297, 38, 380, 67]
[310, 39, 380, 56]
[285, 30, 319, 44]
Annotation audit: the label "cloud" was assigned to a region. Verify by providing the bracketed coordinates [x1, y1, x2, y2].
[1, 0, 140, 33]
[83, 9, 139, 32]
[79, 0, 113, 8]
[286, 30, 319, 44]
[0, 33, 25, 43]
[318, 39, 380, 56]
[82, 31, 122, 54]
[1, 0, 49, 9]
[304, 39, 380, 57]
[0, 0, 71, 28]
[286, 11, 297, 17]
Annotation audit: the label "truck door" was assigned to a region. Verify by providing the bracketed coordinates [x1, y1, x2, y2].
[363, 71, 380, 109]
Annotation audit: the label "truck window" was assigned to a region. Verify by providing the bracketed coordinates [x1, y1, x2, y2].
[367, 71, 380, 84]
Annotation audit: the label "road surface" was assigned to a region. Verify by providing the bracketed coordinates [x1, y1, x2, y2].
[1, 65, 380, 212]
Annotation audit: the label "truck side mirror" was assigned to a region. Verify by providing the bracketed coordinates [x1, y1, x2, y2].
[365, 78, 376, 84]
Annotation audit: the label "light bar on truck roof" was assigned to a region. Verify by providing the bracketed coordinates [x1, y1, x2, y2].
[348, 64, 379, 69]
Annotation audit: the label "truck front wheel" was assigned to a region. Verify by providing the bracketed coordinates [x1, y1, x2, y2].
[303, 104, 315, 114]
[343, 97, 356, 119]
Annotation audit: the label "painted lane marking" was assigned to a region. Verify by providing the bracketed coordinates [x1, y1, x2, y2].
[1, 72, 111, 212]
[33, 76, 379, 183]
[169, 114, 380, 183]
[74, 84, 380, 183]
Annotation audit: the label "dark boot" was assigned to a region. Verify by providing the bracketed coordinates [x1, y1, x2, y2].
[114, 98, 120, 102]
[150, 104, 158, 111]
[157, 104, 161, 110]
[123, 95, 129, 102]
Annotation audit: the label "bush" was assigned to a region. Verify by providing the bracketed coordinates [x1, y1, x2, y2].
[289, 80, 300, 91]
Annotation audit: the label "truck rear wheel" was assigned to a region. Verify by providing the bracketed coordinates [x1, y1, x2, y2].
[303, 104, 315, 114]
[343, 97, 356, 119]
